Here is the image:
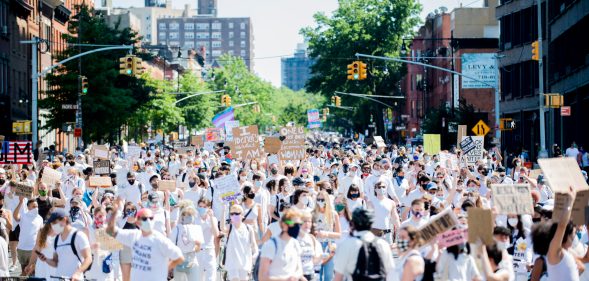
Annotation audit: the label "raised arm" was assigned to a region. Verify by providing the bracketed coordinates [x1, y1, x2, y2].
[547, 189, 575, 265]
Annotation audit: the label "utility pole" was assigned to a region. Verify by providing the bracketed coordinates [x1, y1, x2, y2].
[537, 0, 547, 158]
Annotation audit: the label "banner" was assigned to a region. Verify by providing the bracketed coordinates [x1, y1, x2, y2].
[159, 180, 177, 192]
[373, 136, 386, 148]
[278, 126, 306, 161]
[490, 184, 534, 215]
[461, 53, 497, 89]
[423, 134, 441, 155]
[89, 176, 112, 187]
[41, 167, 62, 186]
[190, 135, 204, 147]
[307, 109, 322, 129]
[437, 228, 468, 248]
[461, 136, 484, 166]
[224, 120, 240, 142]
[0, 141, 33, 164]
[93, 145, 109, 160]
[467, 208, 494, 245]
[231, 126, 263, 160]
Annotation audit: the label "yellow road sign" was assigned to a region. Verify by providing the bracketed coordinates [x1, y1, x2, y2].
[472, 120, 490, 136]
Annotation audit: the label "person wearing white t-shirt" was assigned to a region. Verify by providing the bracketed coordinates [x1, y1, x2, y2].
[106, 206, 184, 281]
[195, 199, 219, 281]
[169, 207, 204, 281]
[565, 142, 580, 159]
[223, 204, 258, 281]
[118, 172, 144, 205]
[258, 209, 304, 281]
[0, 226, 8, 277]
[38, 210, 92, 281]
[13, 196, 43, 275]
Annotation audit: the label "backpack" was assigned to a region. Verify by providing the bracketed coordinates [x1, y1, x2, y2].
[252, 237, 278, 281]
[54, 230, 92, 272]
[351, 238, 385, 281]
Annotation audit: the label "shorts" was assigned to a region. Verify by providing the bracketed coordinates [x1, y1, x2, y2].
[17, 249, 32, 267]
[120, 246, 133, 264]
[226, 268, 249, 280]
[9, 225, 20, 242]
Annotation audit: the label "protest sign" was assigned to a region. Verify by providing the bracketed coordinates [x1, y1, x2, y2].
[278, 126, 306, 161]
[0, 141, 33, 164]
[417, 208, 458, 244]
[467, 208, 494, 245]
[213, 175, 241, 203]
[538, 157, 589, 192]
[572, 190, 589, 225]
[437, 228, 468, 248]
[93, 160, 111, 176]
[424, 134, 441, 155]
[190, 135, 204, 147]
[205, 128, 223, 142]
[41, 167, 62, 186]
[490, 184, 534, 215]
[224, 120, 240, 141]
[176, 146, 194, 155]
[461, 136, 484, 166]
[10, 181, 34, 199]
[268, 154, 280, 167]
[126, 145, 141, 159]
[204, 142, 215, 152]
[456, 125, 467, 147]
[93, 145, 109, 160]
[96, 229, 124, 251]
[89, 176, 112, 187]
[232, 125, 263, 160]
[529, 169, 542, 180]
[438, 152, 450, 169]
[159, 180, 177, 192]
[373, 136, 386, 148]
[264, 137, 282, 154]
[552, 192, 573, 223]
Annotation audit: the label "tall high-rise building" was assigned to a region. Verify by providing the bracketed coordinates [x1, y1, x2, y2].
[198, 0, 218, 16]
[281, 43, 314, 91]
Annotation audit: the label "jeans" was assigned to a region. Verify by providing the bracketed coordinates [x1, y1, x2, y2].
[319, 241, 334, 281]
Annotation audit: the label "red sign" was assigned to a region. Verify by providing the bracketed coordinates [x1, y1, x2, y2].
[74, 128, 82, 137]
[0, 141, 33, 164]
[561, 106, 571, 116]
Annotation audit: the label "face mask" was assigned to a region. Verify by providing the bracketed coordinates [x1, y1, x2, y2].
[141, 219, 154, 232]
[271, 168, 278, 175]
[515, 162, 521, 167]
[125, 209, 136, 218]
[532, 217, 541, 223]
[247, 193, 256, 200]
[197, 207, 207, 217]
[181, 215, 194, 225]
[75, 194, 83, 201]
[0, 179, 4, 185]
[285, 185, 294, 194]
[373, 170, 381, 176]
[301, 197, 309, 206]
[69, 161, 76, 166]
[316, 201, 326, 208]
[28, 208, 39, 216]
[326, 189, 334, 195]
[94, 217, 105, 228]
[379, 188, 387, 196]
[507, 218, 519, 227]
[287, 223, 301, 239]
[255, 181, 262, 188]
[332, 169, 338, 175]
[230, 214, 241, 224]
[351, 193, 360, 199]
[397, 175, 405, 181]
[335, 203, 346, 212]
[38, 190, 48, 197]
[128, 179, 135, 185]
[397, 239, 409, 252]
[301, 169, 308, 174]
[70, 206, 81, 221]
[495, 240, 509, 251]
[52, 223, 64, 234]
[342, 164, 349, 174]
[413, 211, 424, 219]
[251, 164, 258, 170]
[189, 181, 196, 188]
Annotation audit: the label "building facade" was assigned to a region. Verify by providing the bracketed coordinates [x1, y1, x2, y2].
[281, 43, 313, 91]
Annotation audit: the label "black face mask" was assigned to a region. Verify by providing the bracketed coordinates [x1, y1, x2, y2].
[128, 179, 135, 185]
[70, 206, 81, 221]
[69, 161, 76, 166]
[287, 223, 301, 239]
[0, 179, 4, 185]
[532, 217, 541, 223]
[189, 181, 197, 188]
[326, 188, 334, 195]
[247, 193, 255, 199]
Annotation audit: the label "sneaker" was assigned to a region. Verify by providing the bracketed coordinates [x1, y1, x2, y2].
[9, 264, 17, 272]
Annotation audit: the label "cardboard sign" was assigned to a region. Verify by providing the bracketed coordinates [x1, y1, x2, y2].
[205, 128, 223, 142]
[93, 160, 111, 176]
[96, 229, 124, 251]
[41, 167, 62, 186]
[93, 145, 109, 160]
[89, 176, 112, 187]
[278, 126, 306, 161]
[159, 180, 177, 192]
[213, 175, 241, 203]
[11, 181, 34, 199]
[417, 208, 458, 244]
[374, 136, 386, 148]
[264, 137, 282, 154]
[176, 146, 194, 155]
[538, 157, 589, 192]
[232, 126, 263, 160]
[529, 169, 542, 180]
[190, 135, 204, 147]
[224, 120, 240, 142]
[457, 125, 467, 147]
[552, 192, 573, 223]
[467, 208, 494, 245]
[461, 136, 484, 166]
[572, 190, 589, 225]
[490, 184, 534, 215]
[424, 134, 441, 155]
[437, 228, 468, 248]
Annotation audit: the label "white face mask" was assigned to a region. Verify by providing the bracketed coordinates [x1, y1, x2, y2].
[251, 164, 258, 170]
[52, 223, 64, 234]
[507, 218, 519, 227]
[301, 197, 309, 206]
[141, 219, 154, 232]
[28, 208, 39, 217]
[379, 188, 387, 196]
[495, 240, 510, 251]
[316, 201, 326, 208]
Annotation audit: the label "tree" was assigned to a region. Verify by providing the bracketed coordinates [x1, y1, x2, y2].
[301, 0, 421, 132]
[39, 5, 153, 143]
[176, 73, 216, 130]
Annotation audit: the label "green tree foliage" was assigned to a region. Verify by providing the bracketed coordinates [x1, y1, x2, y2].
[301, 0, 421, 130]
[177, 73, 216, 131]
[39, 5, 153, 142]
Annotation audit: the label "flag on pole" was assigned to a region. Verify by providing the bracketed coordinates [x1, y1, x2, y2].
[212, 107, 235, 128]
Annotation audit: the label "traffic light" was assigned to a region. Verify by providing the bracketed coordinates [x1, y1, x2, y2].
[80, 76, 88, 94]
[545, 93, 563, 108]
[347, 63, 355, 80]
[221, 95, 230, 106]
[359, 61, 367, 80]
[325, 107, 329, 115]
[133, 57, 145, 76]
[531, 40, 539, 61]
[335, 96, 341, 107]
[253, 104, 260, 113]
[347, 61, 360, 80]
[331, 96, 336, 105]
[120, 55, 134, 75]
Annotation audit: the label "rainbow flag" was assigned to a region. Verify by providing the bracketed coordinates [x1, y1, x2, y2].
[212, 107, 235, 128]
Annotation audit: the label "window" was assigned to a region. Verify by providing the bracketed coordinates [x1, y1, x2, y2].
[185, 32, 194, 39]
[229, 32, 234, 38]
[212, 41, 222, 48]
[184, 41, 194, 48]
[211, 32, 222, 39]
[184, 23, 194, 30]
[228, 50, 234, 55]
[197, 23, 209, 30]
[169, 22, 179, 30]
[159, 32, 166, 39]
[240, 41, 246, 48]
[212, 50, 222, 56]
[196, 32, 209, 39]
[240, 22, 246, 29]
[212, 22, 222, 30]
[146, 34, 151, 40]
[240, 32, 246, 38]
[158, 22, 167, 29]
[229, 41, 234, 47]
[240, 50, 246, 56]
[169, 41, 179, 47]
[197, 41, 210, 49]
[229, 22, 234, 28]
[169, 32, 179, 39]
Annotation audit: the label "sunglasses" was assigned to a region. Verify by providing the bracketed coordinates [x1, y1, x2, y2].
[375, 186, 385, 189]
[140, 216, 154, 221]
[230, 212, 241, 216]
[316, 199, 325, 202]
[125, 209, 136, 212]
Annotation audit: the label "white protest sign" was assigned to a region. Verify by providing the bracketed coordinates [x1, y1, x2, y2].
[93, 145, 109, 160]
[490, 184, 534, 215]
[96, 229, 124, 251]
[204, 142, 215, 152]
[42, 167, 62, 186]
[213, 175, 241, 203]
[461, 136, 484, 166]
[224, 120, 240, 141]
[89, 176, 112, 187]
[159, 180, 177, 192]
[538, 157, 589, 192]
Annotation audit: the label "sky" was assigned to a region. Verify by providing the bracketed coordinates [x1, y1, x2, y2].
[111, 0, 484, 86]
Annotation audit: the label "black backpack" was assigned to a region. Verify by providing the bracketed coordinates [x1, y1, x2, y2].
[352, 238, 385, 281]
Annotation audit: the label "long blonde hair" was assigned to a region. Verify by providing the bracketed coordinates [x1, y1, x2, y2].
[314, 190, 334, 229]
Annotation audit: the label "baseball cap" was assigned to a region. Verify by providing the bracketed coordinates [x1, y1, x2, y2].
[292, 177, 305, 187]
[47, 209, 67, 224]
[425, 182, 438, 191]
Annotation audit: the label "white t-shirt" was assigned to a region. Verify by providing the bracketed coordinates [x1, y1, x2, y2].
[297, 234, 322, 275]
[566, 147, 580, 159]
[435, 251, 480, 281]
[0, 236, 9, 277]
[54, 230, 91, 278]
[118, 182, 143, 205]
[115, 229, 183, 281]
[333, 230, 395, 279]
[267, 222, 282, 238]
[261, 236, 303, 279]
[17, 210, 43, 251]
[169, 224, 204, 254]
